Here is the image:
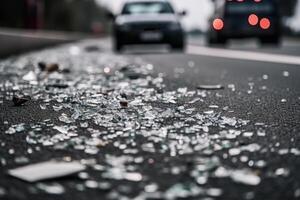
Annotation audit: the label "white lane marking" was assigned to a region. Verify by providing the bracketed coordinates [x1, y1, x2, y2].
[187, 45, 300, 65]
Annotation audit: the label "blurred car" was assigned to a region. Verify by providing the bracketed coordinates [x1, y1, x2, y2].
[208, 0, 281, 45]
[111, 0, 186, 52]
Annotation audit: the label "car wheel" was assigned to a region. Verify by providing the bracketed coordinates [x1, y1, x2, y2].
[260, 36, 280, 46]
[172, 44, 185, 52]
[113, 38, 123, 53]
[208, 35, 226, 46]
[171, 40, 186, 52]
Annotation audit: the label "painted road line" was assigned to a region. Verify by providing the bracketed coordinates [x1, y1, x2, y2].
[187, 45, 300, 65]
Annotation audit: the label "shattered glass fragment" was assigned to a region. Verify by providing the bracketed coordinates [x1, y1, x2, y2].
[36, 183, 65, 195]
[230, 169, 261, 185]
[22, 71, 37, 81]
[282, 71, 290, 77]
[275, 168, 290, 177]
[262, 75, 268, 80]
[197, 84, 224, 90]
[164, 183, 203, 200]
[85, 180, 99, 189]
[206, 188, 223, 197]
[8, 161, 85, 182]
[145, 183, 158, 193]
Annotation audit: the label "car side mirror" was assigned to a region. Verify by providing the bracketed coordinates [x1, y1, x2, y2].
[179, 10, 187, 16]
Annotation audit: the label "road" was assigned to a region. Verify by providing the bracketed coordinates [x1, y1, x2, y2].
[0, 28, 86, 58]
[0, 37, 300, 200]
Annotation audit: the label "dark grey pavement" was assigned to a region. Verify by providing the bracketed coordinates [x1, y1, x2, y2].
[0, 38, 300, 200]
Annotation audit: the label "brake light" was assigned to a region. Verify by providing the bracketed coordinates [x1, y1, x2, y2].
[213, 18, 224, 31]
[260, 18, 271, 29]
[248, 14, 259, 26]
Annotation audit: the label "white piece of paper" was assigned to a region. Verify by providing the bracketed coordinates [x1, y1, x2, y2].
[8, 161, 86, 182]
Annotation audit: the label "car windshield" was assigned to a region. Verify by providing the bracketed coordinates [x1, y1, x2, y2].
[122, 1, 175, 15]
[226, 1, 275, 14]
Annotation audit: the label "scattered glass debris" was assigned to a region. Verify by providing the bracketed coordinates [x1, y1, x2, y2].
[0, 40, 296, 200]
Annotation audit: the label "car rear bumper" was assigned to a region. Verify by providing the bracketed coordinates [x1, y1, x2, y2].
[114, 28, 185, 45]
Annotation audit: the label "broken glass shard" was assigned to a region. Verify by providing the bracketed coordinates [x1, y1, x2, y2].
[230, 169, 261, 186]
[8, 161, 85, 182]
[197, 84, 224, 90]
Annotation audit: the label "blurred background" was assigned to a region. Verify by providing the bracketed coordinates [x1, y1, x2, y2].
[1, 0, 300, 34]
[0, 0, 300, 56]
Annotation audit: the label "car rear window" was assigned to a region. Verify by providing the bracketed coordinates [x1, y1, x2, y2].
[122, 1, 175, 15]
[226, 1, 275, 14]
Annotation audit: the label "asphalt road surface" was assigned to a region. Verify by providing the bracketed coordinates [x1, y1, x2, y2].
[0, 38, 300, 200]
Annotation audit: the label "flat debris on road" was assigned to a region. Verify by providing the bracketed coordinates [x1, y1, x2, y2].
[0, 40, 300, 200]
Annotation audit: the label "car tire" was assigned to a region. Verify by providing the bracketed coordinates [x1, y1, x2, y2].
[171, 44, 185, 52]
[208, 35, 227, 46]
[113, 38, 123, 53]
[171, 40, 186, 52]
[260, 36, 280, 46]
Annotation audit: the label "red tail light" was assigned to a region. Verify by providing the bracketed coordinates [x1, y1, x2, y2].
[213, 18, 224, 31]
[248, 14, 259, 26]
[260, 18, 271, 30]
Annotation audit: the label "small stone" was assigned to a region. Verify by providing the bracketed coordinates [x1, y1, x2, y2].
[38, 62, 47, 71]
[12, 95, 31, 106]
[46, 83, 69, 89]
[120, 100, 128, 108]
[46, 63, 60, 73]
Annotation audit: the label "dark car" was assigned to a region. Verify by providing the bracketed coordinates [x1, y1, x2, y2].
[208, 0, 281, 45]
[111, 0, 186, 52]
